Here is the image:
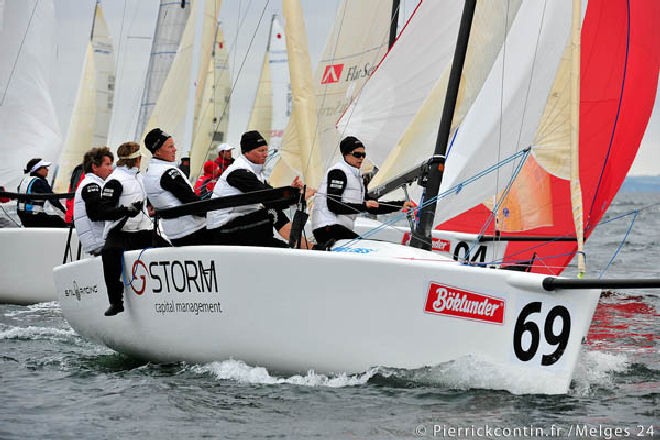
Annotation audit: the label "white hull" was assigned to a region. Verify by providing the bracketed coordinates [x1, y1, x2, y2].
[0, 227, 80, 305]
[54, 241, 600, 394]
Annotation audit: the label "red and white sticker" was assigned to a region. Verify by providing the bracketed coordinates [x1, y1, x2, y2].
[402, 232, 451, 253]
[424, 282, 504, 324]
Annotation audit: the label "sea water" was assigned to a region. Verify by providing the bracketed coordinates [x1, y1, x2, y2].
[1, 190, 658, 439]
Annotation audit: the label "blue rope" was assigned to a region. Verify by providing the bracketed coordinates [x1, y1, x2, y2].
[598, 209, 638, 279]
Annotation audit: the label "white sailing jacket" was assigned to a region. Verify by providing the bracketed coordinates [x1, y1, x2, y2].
[144, 158, 205, 240]
[73, 173, 106, 254]
[207, 155, 265, 229]
[312, 159, 364, 231]
[102, 166, 151, 238]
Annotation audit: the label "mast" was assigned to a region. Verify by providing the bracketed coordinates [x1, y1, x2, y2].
[388, 0, 400, 49]
[410, 0, 477, 250]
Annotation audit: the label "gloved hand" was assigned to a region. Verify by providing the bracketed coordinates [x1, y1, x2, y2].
[126, 201, 143, 217]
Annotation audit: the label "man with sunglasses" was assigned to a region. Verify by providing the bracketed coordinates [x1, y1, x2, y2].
[311, 136, 414, 246]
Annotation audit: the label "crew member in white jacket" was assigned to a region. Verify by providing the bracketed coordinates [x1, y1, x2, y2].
[207, 130, 313, 247]
[99, 142, 158, 316]
[72, 147, 115, 256]
[143, 128, 207, 246]
[312, 136, 414, 246]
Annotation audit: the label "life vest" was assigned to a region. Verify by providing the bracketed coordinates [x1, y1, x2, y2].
[73, 173, 105, 254]
[143, 158, 205, 240]
[207, 155, 265, 229]
[17, 176, 45, 214]
[312, 159, 365, 231]
[103, 166, 152, 238]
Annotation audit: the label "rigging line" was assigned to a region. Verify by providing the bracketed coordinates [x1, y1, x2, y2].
[340, 148, 533, 248]
[463, 147, 530, 262]
[599, 209, 638, 279]
[586, 0, 631, 231]
[494, 0, 512, 230]
[0, 205, 22, 228]
[0, 1, 40, 106]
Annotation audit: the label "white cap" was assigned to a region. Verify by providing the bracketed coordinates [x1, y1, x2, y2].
[217, 143, 234, 153]
[30, 160, 52, 173]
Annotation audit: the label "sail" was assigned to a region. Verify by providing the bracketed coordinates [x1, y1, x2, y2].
[0, 0, 61, 191]
[140, 0, 221, 163]
[361, 1, 522, 191]
[53, 2, 115, 192]
[271, 0, 394, 187]
[436, 0, 659, 274]
[189, 22, 231, 180]
[135, 0, 191, 140]
[247, 15, 289, 148]
[247, 48, 272, 145]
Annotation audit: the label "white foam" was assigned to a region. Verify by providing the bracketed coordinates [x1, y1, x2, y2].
[0, 325, 75, 340]
[192, 359, 376, 388]
[3, 301, 61, 317]
[570, 350, 629, 396]
[385, 355, 570, 395]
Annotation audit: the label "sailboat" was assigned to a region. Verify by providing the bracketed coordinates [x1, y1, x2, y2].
[49, 0, 660, 395]
[0, 0, 77, 305]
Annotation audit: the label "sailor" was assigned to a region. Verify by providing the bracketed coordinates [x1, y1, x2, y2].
[207, 130, 313, 247]
[72, 147, 114, 256]
[194, 160, 221, 200]
[16, 158, 67, 228]
[311, 136, 415, 245]
[214, 143, 235, 175]
[99, 142, 155, 316]
[177, 155, 191, 179]
[143, 128, 208, 246]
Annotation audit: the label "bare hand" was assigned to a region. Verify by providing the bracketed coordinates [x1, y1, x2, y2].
[304, 188, 316, 200]
[366, 200, 379, 209]
[401, 200, 417, 213]
[291, 175, 303, 189]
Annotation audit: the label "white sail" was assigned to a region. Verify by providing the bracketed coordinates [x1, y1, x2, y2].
[435, 1, 572, 225]
[0, 0, 61, 191]
[189, 22, 231, 180]
[135, 0, 191, 140]
[247, 49, 272, 144]
[337, 1, 463, 173]
[365, 1, 522, 190]
[271, 0, 394, 187]
[53, 2, 115, 192]
[267, 15, 289, 153]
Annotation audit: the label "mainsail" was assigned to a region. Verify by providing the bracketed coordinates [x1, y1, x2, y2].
[270, 0, 394, 188]
[134, 0, 191, 140]
[0, 0, 61, 191]
[53, 2, 115, 192]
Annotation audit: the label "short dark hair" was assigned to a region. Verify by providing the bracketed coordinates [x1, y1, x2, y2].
[83, 147, 114, 173]
[24, 158, 42, 174]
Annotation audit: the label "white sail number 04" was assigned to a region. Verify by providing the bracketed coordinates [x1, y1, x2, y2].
[513, 302, 571, 366]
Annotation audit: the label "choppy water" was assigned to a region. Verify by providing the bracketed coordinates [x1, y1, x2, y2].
[1, 192, 658, 439]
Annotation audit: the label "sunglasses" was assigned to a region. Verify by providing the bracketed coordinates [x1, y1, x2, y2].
[349, 151, 367, 159]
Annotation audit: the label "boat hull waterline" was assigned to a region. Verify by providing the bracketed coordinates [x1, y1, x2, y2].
[53, 241, 600, 394]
